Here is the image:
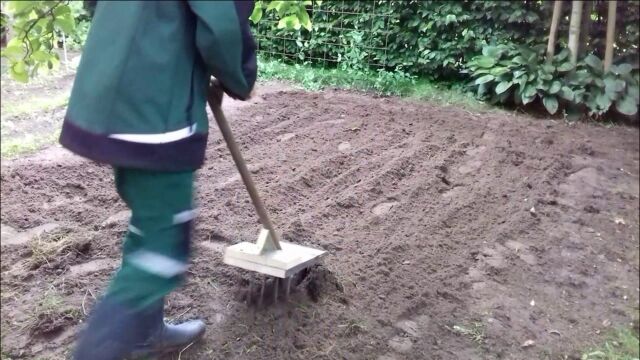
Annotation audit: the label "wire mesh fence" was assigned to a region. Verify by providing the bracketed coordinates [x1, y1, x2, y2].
[254, 1, 395, 68]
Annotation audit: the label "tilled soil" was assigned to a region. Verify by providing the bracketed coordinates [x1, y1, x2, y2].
[1, 83, 639, 360]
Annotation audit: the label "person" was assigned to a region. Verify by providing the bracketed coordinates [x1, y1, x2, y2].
[59, 1, 257, 359]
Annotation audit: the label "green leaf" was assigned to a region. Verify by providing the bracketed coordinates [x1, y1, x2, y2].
[1, 45, 25, 61]
[9, 1, 35, 15]
[266, 1, 281, 11]
[298, 9, 312, 31]
[593, 77, 605, 88]
[513, 56, 527, 65]
[542, 63, 555, 73]
[559, 86, 575, 101]
[522, 93, 536, 105]
[495, 81, 513, 94]
[554, 49, 570, 62]
[595, 93, 612, 110]
[54, 16, 75, 33]
[542, 95, 559, 114]
[627, 84, 639, 100]
[482, 45, 500, 57]
[31, 50, 51, 62]
[53, 4, 71, 17]
[615, 94, 638, 115]
[490, 67, 509, 76]
[492, 90, 511, 104]
[556, 62, 574, 72]
[549, 81, 562, 94]
[520, 84, 537, 105]
[475, 56, 496, 68]
[604, 77, 625, 98]
[277, 15, 301, 30]
[249, 5, 263, 23]
[609, 63, 632, 76]
[584, 54, 603, 71]
[474, 74, 495, 85]
[513, 69, 527, 79]
[10, 61, 29, 83]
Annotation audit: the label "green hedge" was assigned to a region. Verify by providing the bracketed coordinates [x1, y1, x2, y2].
[253, 0, 639, 81]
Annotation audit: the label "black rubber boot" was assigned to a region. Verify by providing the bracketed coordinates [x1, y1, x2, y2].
[129, 301, 206, 358]
[74, 297, 206, 359]
[73, 297, 162, 360]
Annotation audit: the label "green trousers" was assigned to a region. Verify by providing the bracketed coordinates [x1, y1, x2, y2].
[107, 168, 195, 310]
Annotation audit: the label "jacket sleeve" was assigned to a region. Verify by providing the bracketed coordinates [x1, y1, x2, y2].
[186, 0, 257, 100]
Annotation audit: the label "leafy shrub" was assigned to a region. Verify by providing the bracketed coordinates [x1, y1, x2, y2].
[568, 55, 639, 116]
[254, 1, 548, 79]
[465, 44, 639, 117]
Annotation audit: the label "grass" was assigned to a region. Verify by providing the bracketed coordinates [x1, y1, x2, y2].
[27, 229, 70, 270]
[581, 328, 640, 360]
[258, 57, 484, 110]
[0, 94, 69, 118]
[0, 130, 61, 158]
[20, 285, 82, 336]
[450, 321, 486, 344]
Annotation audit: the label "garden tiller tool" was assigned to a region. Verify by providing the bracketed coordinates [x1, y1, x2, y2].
[207, 81, 326, 304]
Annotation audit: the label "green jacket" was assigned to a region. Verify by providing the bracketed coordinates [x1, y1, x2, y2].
[60, 1, 256, 171]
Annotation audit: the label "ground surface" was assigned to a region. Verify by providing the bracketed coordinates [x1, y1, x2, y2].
[1, 77, 639, 360]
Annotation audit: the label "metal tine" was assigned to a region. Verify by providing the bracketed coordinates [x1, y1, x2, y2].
[247, 281, 254, 306]
[258, 277, 266, 307]
[273, 277, 279, 304]
[284, 276, 292, 301]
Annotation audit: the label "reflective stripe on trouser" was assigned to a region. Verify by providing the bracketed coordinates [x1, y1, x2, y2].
[107, 167, 195, 310]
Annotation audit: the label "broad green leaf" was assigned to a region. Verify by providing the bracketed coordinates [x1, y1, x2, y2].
[556, 62, 574, 72]
[298, 9, 312, 31]
[10, 61, 29, 83]
[277, 15, 301, 30]
[474, 74, 495, 85]
[490, 67, 509, 76]
[584, 54, 603, 71]
[53, 4, 71, 17]
[513, 69, 527, 79]
[1, 45, 25, 61]
[9, 1, 36, 15]
[542, 63, 555, 73]
[593, 77, 605, 88]
[31, 50, 51, 62]
[249, 5, 263, 23]
[595, 93, 611, 110]
[604, 77, 625, 98]
[523, 84, 537, 97]
[522, 92, 536, 105]
[477, 83, 488, 97]
[616, 94, 638, 115]
[513, 56, 527, 65]
[554, 49, 570, 62]
[609, 63, 632, 76]
[492, 90, 511, 104]
[559, 86, 575, 101]
[475, 56, 496, 68]
[266, 1, 281, 11]
[482, 46, 499, 57]
[542, 95, 559, 114]
[515, 76, 528, 90]
[54, 16, 74, 33]
[548, 81, 562, 94]
[495, 81, 513, 94]
[627, 84, 639, 100]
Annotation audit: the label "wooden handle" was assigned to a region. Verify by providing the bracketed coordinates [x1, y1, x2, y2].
[207, 86, 282, 250]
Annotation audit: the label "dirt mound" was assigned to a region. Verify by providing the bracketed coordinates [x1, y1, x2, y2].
[1, 86, 639, 359]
